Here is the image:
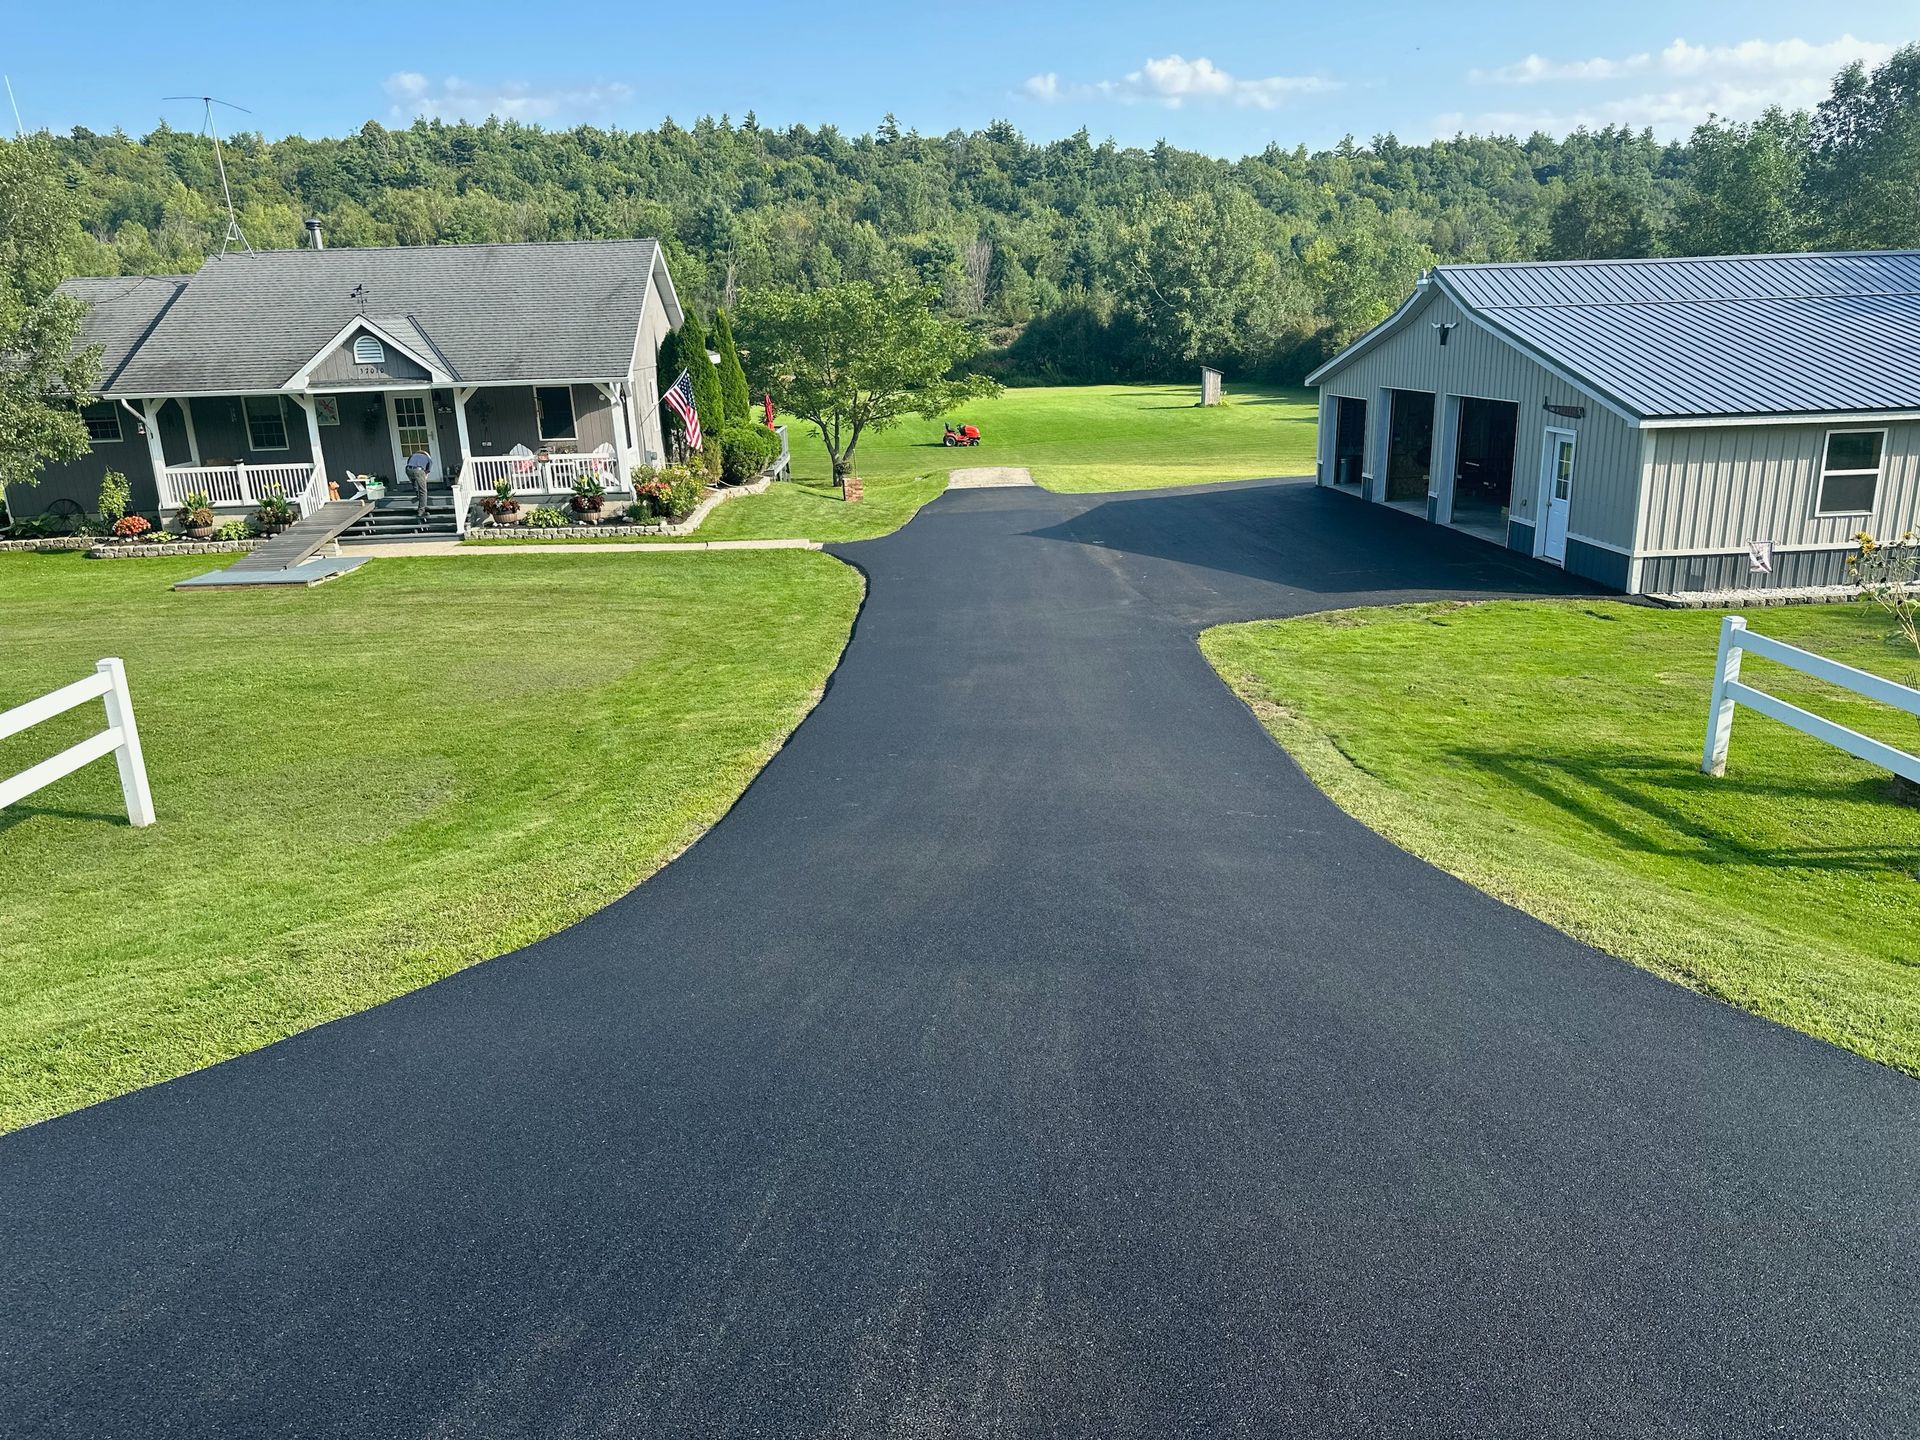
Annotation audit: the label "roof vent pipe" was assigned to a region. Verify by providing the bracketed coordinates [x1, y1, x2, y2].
[304, 218, 324, 250]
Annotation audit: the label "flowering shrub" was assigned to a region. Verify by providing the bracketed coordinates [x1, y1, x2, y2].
[112, 514, 151, 540]
[630, 463, 704, 520]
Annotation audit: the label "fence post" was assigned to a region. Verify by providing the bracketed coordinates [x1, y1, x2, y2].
[1702, 615, 1748, 777]
[96, 658, 156, 827]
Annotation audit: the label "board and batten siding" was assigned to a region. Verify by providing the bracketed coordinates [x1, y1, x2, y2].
[308, 328, 432, 387]
[1317, 288, 1643, 551]
[1640, 420, 1920, 555]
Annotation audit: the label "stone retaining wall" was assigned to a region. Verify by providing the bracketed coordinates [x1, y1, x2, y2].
[0, 537, 97, 553]
[87, 539, 263, 560]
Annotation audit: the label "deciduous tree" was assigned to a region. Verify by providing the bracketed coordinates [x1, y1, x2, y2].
[739, 281, 999, 481]
[0, 140, 99, 501]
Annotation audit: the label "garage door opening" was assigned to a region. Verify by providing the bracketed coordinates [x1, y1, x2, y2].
[1385, 390, 1434, 506]
[1450, 397, 1518, 542]
[1332, 397, 1366, 487]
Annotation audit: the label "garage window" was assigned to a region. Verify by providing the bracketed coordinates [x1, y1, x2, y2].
[1816, 429, 1885, 516]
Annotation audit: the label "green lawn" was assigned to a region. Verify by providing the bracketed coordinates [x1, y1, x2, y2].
[474, 383, 1317, 547]
[0, 549, 862, 1131]
[1202, 600, 1920, 1073]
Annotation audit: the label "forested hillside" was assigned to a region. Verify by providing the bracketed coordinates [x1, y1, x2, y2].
[43, 44, 1920, 383]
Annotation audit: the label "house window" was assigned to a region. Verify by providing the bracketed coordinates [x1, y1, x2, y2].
[392, 395, 433, 457]
[82, 405, 123, 443]
[1816, 429, 1885, 516]
[244, 395, 290, 451]
[536, 385, 576, 441]
[353, 334, 386, 366]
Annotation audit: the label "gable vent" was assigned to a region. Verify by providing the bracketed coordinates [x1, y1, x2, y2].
[352, 334, 385, 365]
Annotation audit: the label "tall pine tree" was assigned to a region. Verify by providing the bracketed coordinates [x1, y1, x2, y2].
[680, 312, 726, 438]
[711, 308, 752, 423]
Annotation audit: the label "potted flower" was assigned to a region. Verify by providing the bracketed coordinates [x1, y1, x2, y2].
[570, 474, 607, 524]
[111, 514, 151, 544]
[254, 493, 296, 536]
[480, 477, 524, 526]
[177, 490, 216, 540]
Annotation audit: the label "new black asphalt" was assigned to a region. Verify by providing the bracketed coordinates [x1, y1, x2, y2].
[4, 478, 1917, 1437]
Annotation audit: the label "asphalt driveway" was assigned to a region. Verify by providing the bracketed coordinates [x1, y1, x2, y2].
[3, 477, 1916, 1437]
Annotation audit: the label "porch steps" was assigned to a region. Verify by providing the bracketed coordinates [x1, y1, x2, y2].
[224, 499, 375, 573]
[340, 494, 462, 540]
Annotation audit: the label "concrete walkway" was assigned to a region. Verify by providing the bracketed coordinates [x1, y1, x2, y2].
[337, 536, 820, 557]
[3, 477, 1915, 1438]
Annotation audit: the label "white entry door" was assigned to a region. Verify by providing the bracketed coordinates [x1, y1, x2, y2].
[386, 391, 442, 480]
[1539, 428, 1575, 564]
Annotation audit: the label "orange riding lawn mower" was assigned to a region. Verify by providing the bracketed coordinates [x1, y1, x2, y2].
[941, 422, 982, 447]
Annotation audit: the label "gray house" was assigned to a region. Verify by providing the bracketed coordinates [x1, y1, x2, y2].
[1308, 251, 1920, 594]
[27, 236, 682, 535]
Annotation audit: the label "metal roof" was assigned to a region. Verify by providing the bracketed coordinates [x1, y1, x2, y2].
[1319, 251, 1920, 421]
[83, 239, 679, 396]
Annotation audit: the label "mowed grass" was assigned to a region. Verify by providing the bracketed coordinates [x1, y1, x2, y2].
[0, 549, 862, 1131]
[483, 383, 1317, 547]
[1202, 600, 1920, 1073]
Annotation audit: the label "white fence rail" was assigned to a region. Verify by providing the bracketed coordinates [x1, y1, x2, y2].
[0, 659, 155, 827]
[1702, 615, 1920, 783]
[463, 447, 622, 497]
[160, 463, 318, 512]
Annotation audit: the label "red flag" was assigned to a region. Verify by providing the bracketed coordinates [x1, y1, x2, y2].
[763, 393, 775, 428]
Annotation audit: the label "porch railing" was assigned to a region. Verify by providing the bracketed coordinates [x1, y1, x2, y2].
[463, 445, 624, 497]
[160, 463, 317, 513]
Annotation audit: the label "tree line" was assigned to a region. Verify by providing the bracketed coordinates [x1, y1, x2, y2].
[25, 44, 1920, 390]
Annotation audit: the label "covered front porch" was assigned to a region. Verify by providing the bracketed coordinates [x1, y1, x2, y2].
[141, 380, 651, 536]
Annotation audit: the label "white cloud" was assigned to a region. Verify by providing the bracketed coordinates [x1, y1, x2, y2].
[382, 72, 634, 125]
[1443, 33, 1893, 139]
[1023, 54, 1338, 110]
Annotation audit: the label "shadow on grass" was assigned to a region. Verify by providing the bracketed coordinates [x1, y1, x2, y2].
[1449, 745, 1915, 873]
[0, 802, 133, 833]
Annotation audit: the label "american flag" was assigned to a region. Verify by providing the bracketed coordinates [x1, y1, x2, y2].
[662, 369, 702, 450]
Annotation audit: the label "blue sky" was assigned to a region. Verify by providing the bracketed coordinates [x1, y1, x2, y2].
[6, 1, 1916, 155]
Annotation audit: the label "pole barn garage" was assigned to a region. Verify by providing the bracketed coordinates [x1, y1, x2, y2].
[1307, 251, 1920, 596]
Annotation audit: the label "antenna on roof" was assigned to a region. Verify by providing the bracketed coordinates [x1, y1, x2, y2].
[163, 94, 254, 256]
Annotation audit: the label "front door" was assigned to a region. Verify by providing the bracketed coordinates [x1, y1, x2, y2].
[1539, 428, 1575, 564]
[386, 390, 441, 482]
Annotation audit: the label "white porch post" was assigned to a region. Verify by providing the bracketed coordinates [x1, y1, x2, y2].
[453, 386, 476, 474]
[290, 394, 328, 509]
[596, 381, 636, 484]
[177, 398, 201, 465]
[138, 399, 172, 511]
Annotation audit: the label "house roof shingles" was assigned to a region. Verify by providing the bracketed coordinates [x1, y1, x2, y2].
[58, 274, 188, 390]
[79, 239, 670, 397]
[1324, 250, 1920, 422]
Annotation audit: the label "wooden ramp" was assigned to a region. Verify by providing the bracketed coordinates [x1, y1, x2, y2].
[224, 499, 374, 572]
[174, 499, 375, 590]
